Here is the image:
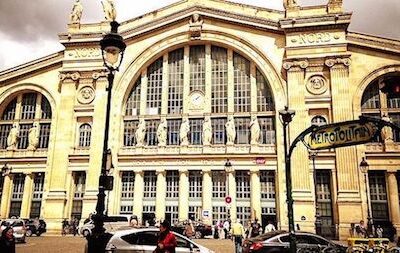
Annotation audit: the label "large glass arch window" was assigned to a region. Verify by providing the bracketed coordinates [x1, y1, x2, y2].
[123, 44, 276, 147]
[361, 75, 400, 142]
[0, 92, 52, 149]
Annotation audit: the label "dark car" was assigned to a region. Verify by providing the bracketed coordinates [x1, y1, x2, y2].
[242, 231, 347, 253]
[172, 221, 212, 239]
[24, 219, 47, 237]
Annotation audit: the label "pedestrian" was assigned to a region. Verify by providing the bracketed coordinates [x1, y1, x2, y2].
[355, 220, 367, 238]
[217, 220, 224, 239]
[250, 219, 262, 238]
[72, 217, 79, 236]
[376, 225, 383, 238]
[62, 218, 69, 236]
[349, 223, 355, 238]
[0, 226, 16, 253]
[130, 215, 139, 227]
[184, 220, 194, 238]
[245, 221, 252, 239]
[153, 220, 177, 253]
[223, 219, 230, 239]
[264, 220, 276, 233]
[230, 219, 245, 253]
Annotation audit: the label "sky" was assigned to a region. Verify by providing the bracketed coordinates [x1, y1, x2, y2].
[0, 0, 399, 72]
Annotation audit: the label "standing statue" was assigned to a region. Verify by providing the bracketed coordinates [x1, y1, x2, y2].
[28, 123, 40, 150]
[180, 118, 190, 146]
[381, 115, 394, 143]
[283, 0, 298, 8]
[225, 115, 236, 145]
[250, 115, 261, 145]
[135, 119, 146, 147]
[202, 116, 212, 146]
[157, 118, 167, 146]
[69, 0, 83, 24]
[101, 0, 117, 21]
[7, 124, 19, 150]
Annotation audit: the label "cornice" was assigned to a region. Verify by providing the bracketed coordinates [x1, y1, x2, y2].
[280, 13, 351, 30]
[347, 32, 400, 54]
[0, 52, 63, 85]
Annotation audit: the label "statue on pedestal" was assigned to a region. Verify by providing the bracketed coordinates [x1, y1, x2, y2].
[135, 119, 146, 147]
[157, 118, 167, 146]
[69, 0, 83, 24]
[28, 123, 40, 150]
[7, 124, 19, 150]
[225, 115, 236, 145]
[381, 115, 394, 143]
[283, 0, 298, 9]
[250, 115, 261, 145]
[180, 118, 190, 146]
[202, 116, 212, 145]
[101, 0, 117, 21]
[189, 13, 203, 39]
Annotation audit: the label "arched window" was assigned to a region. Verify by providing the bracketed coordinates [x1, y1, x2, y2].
[0, 92, 52, 149]
[361, 75, 400, 142]
[78, 124, 92, 147]
[311, 116, 327, 126]
[123, 44, 275, 147]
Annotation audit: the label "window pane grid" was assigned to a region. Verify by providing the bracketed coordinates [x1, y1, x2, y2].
[233, 53, 251, 113]
[11, 174, 25, 200]
[167, 119, 181, 145]
[212, 118, 226, 144]
[369, 171, 389, 220]
[165, 206, 179, 224]
[41, 97, 52, 119]
[236, 206, 251, 224]
[120, 171, 135, 214]
[361, 84, 380, 109]
[73, 172, 86, 199]
[256, 70, 274, 111]
[236, 171, 250, 199]
[17, 124, 32, 149]
[166, 171, 179, 198]
[78, 124, 91, 147]
[260, 171, 275, 199]
[189, 170, 202, 198]
[211, 46, 228, 113]
[2, 98, 16, 120]
[0, 124, 12, 149]
[168, 49, 184, 114]
[146, 58, 163, 115]
[389, 113, 400, 142]
[143, 171, 157, 198]
[212, 171, 226, 198]
[235, 117, 250, 144]
[21, 93, 37, 120]
[124, 120, 138, 146]
[32, 173, 44, 200]
[145, 120, 159, 146]
[126, 79, 141, 116]
[212, 206, 227, 224]
[190, 45, 205, 92]
[189, 119, 203, 145]
[259, 117, 275, 144]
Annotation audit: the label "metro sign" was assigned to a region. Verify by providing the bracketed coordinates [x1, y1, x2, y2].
[225, 196, 232, 204]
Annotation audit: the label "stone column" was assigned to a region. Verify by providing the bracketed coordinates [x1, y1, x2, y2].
[0, 174, 13, 218]
[227, 170, 237, 220]
[20, 173, 34, 218]
[202, 169, 212, 225]
[178, 169, 189, 221]
[155, 170, 166, 221]
[387, 172, 400, 232]
[250, 169, 262, 221]
[133, 171, 144, 219]
[283, 60, 314, 231]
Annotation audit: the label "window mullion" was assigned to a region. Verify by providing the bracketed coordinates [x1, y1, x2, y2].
[182, 46, 190, 114]
[205, 44, 212, 113]
[227, 49, 234, 113]
[139, 69, 148, 116]
[35, 93, 42, 120]
[250, 62, 257, 112]
[161, 53, 169, 115]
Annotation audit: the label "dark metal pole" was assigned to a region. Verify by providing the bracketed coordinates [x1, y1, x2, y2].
[311, 152, 322, 236]
[283, 121, 296, 253]
[364, 172, 373, 237]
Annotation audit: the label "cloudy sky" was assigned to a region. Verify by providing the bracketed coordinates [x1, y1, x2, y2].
[0, 0, 399, 71]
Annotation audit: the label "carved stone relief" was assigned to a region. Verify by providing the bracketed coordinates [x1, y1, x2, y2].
[77, 86, 95, 104]
[306, 75, 328, 95]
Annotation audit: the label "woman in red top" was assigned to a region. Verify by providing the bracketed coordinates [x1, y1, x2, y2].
[153, 220, 177, 253]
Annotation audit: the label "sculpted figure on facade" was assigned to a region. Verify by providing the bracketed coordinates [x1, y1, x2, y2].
[69, 0, 83, 24]
[28, 123, 40, 150]
[102, 0, 117, 21]
[250, 115, 261, 145]
[157, 118, 167, 146]
[180, 118, 190, 146]
[7, 124, 19, 150]
[381, 115, 394, 143]
[225, 115, 236, 145]
[135, 119, 146, 147]
[283, 0, 298, 8]
[202, 116, 212, 146]
[189, 13, 203, 39]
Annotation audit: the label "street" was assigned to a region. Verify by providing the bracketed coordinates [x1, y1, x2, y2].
[16, 236, 235, 253]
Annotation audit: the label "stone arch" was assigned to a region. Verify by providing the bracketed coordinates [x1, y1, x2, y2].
[353, 64, 400, 116]
[0, 83, 57, 121]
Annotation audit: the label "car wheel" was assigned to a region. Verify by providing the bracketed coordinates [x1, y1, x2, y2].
[26, 230, 33, 237]
[82, 230, 90, 237]
[194, 231, 202, 239]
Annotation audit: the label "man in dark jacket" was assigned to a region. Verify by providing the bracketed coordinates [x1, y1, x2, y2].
[154, 220, 177, 253]
[0, 226, 16, 253]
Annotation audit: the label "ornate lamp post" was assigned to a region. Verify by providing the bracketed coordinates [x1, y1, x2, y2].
[87, 21, 126, 253]
[225, 159, 233, 219]
[278, 106, 296, 253]
[359, 157, 372, 236]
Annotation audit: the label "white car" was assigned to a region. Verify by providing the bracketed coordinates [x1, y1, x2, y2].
[80, 215, 132, 237]
[0, 219, 27, 243]
[106, 227, 215, 253]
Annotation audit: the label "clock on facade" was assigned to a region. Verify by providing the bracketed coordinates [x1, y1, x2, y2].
[190, 91, 204, 108]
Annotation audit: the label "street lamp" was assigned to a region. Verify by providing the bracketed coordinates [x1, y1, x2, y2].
[359, 157, 373, 237]
[309, 151, 322, 236]
[1, 163, 12, 176]
[278, 106, 296, 253]
[87, 21, 126, 253]
[225, 159, 233, 219]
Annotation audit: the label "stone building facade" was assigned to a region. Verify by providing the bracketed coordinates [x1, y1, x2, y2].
[0, 0, 399, 239]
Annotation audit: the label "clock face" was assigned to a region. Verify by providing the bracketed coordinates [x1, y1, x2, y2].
[190, 91, 204, 107]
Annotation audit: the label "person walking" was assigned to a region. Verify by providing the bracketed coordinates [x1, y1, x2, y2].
[264, 220, 276, 233]
[230, 219, 245, 253]
[153, 220, 177, 253]
[223, 219, 230, 239]
[0, 226, 16, 253]
[62, 218, 69, 236]
[250, 219, 262, 238]
[184, 220, 194, 238]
